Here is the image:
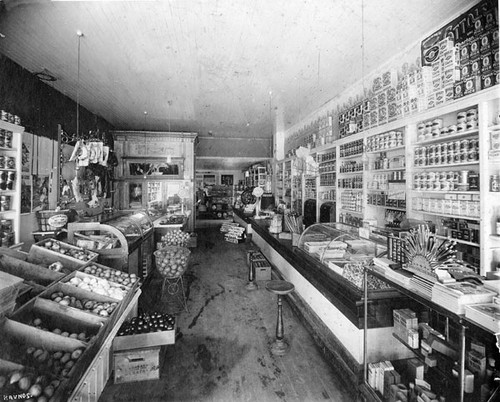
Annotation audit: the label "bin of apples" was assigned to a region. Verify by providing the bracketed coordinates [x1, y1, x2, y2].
[117, 312, 175, 336]
[159, 229, 190, 247]
[154, 246, 190, 278]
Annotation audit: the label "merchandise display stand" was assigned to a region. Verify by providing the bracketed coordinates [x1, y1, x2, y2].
[161, 274, 189, 313]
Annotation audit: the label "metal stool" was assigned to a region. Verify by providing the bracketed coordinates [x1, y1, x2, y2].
[265, 280, 295, 356]
[161, 274, 189, 313]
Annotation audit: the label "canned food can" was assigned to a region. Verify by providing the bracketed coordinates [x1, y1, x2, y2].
[454, 141, 461, 152]
[466, 108, 478, 121]
[457, 122, 467, 132]
[0, 130, 4, 148]
[433, 180, 442, 190]
[6, 157, 15, 169]
[0, 196, 10, 212]
[460, 139, 469, 151]
[6, 171, 15, 190]
[432, 118, 443, 129]
[0, 156, 4, 169]
[4, 131, 12, 148]
[14, 116, 21, 126]
[0, 172, 7, 190]
[467, 120, 478, 130]
[457, 111, 467, 123]
[448, 125, 457, 134]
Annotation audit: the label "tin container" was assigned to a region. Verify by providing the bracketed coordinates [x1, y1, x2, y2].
[466, 108, 478, 121]
[0, 171, 7, 190]
[0, 156, 5, 170]
[448, 125, 457, 134]
[4, 131, 12, 148]
[6, 157, 15, 170]
[0, 130, 4, 148]
[457, 111, 467, 123]
[6, 171, 15, 190]
[0, 196, 10, 212]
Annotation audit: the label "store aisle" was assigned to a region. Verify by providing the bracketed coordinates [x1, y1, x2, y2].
[99, 227, 356, 402]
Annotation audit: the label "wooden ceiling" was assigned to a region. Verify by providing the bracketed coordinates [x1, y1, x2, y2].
[0, 0, 473, 142]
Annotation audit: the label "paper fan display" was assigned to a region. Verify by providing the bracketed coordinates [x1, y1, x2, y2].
[403, 225, 456, 281]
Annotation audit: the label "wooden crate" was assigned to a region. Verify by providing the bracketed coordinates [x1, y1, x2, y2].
[113, 346, 162, 384]
[0, 250, 65, 290]
[28, 239, 98, 271]
[113, 323, 176, 352]
[253, 260, 272, 281]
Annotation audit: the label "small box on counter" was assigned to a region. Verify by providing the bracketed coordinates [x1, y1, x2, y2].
[114, 346, 162, 384]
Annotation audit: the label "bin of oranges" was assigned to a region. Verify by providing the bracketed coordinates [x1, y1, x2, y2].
[154, 246, 191, 278]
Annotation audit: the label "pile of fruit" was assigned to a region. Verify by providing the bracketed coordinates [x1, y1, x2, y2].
[154, 246, 190, 278]
[82, 264, 138, 288]
[159, 229, 190, 247]
[0, 369, 63, 401]
[117, 312, 175, 336]
[68, 275, 128, 300]
[29, 317, 94, 343]
[41, 240, 96, 262]
[48, 291, 118, 317]
[24, 347, 84, 379]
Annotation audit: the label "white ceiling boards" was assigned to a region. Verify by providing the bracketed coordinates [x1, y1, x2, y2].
[0, 0, 474, 139]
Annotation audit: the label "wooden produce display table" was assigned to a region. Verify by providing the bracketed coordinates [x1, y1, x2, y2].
[67, 210, 155, 278]
[70, 290, 141, 401]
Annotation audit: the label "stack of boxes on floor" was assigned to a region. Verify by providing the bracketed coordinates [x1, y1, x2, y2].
[221, 222, 246, 244]
[246, 250, 271, 282]
[113, 313, 176, 384]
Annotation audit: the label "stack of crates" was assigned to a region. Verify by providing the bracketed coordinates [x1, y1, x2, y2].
[246, 249, 271, 281]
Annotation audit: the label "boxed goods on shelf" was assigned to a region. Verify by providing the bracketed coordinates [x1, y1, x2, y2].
[27, 239, 98, 271]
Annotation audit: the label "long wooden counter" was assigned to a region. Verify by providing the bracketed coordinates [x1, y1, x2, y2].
[241, 211, 414, 389]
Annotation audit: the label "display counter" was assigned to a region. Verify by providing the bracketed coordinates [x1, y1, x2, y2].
[249, 217, 414, 387]
[67, 210, 154, 278]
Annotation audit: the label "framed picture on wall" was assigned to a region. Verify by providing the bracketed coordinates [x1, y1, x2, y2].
[221, 174, 233, 186]
[203, 174, 216, 186]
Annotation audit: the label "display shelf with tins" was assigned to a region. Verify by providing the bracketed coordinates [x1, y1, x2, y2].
[481, 97, 500, 274]
[0, 119, 23, 246]
[291, 173, 302, 215]
[362, 265, 500, 402]
[337, 138, 364, 223]
[316, 148, 337, 221]
[275, 161, 285, 205]
[365, 128, 407, 230]
[406, 90, 499, 276]
[245, 165, 267, 188]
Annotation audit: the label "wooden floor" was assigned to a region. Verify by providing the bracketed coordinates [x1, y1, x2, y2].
[99, 227, 356, 402]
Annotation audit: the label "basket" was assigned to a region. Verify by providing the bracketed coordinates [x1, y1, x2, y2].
[36, 209, 69, 232]
[154, 246, 191, 279]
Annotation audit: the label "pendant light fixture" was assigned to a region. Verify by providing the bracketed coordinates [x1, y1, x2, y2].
[76, 30, 84, 138]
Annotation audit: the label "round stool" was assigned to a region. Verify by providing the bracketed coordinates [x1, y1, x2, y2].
[265, 280, 295, 356]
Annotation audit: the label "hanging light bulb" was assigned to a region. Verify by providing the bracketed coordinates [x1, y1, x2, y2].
[76, 30, 84, 138]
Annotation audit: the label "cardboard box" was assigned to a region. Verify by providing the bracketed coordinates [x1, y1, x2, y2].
[114, 346, 162, 384]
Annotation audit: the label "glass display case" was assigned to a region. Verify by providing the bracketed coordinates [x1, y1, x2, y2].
[296, 223, 389, 290]
[66, 210, 155, 277]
